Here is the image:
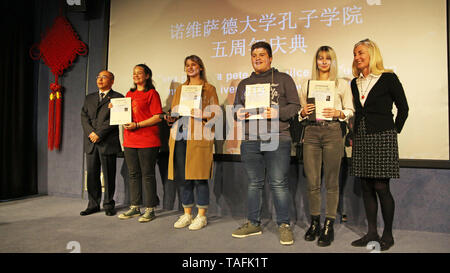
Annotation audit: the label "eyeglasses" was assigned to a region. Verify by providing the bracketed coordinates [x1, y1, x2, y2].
[96, 75, 110, 80]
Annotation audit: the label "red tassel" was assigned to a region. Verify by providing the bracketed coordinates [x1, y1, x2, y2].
[48, 91, 55, 150]
[31, 14, 88, 151]
[54, 90, 62, 149]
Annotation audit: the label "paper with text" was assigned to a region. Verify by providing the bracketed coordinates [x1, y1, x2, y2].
[308, 80, 335, 121]
[110, 97, 132, 125]
[177, 85, 202, 116]
[245, 83, 270, 120]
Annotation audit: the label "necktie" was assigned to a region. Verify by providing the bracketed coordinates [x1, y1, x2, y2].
[100, 92, 105, 101]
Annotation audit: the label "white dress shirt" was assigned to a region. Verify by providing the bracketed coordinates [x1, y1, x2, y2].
[298, 78, 354, 122]
[99, 89, 111, 100]
[356, 73, 381, 106]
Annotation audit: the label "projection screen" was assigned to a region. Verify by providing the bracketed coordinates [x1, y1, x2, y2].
[108, 0, 449, 161]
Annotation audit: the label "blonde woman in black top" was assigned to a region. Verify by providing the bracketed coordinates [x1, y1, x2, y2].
[350, 39, 409, 251]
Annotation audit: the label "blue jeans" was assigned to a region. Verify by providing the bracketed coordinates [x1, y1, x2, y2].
[174, 140, 209, 209]
[240, 140, 292, 226]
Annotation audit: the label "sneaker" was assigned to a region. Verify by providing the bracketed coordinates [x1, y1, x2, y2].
[138, 208, 156, 223]
[189, 215, 207, 231]
[231, 222, 262, 238]
[174, 214, 193, 229]
[279, 223, 294, 245]
[118, 206, 141, 219]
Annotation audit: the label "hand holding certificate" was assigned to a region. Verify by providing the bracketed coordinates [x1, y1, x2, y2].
[245, 83, 271, 120]
[308, 80, 335, 121]
[110, 97, 132, 125]
[175, 85, 202, 116]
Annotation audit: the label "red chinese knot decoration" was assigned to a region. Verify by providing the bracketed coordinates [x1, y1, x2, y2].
[31, 15, 87, 150]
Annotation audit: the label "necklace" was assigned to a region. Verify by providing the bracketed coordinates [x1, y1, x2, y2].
[359, 76, 373, 100]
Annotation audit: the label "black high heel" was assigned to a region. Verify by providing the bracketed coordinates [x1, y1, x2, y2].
[351, 234, 380, 247]
[380, 238, 395, 251]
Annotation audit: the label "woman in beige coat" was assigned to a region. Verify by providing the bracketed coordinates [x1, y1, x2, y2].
[165, 55, 219, 230]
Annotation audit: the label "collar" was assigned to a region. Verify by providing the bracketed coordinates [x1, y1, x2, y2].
[358, 73, 381, 80]
[251, 67, 276, 78]
[99, 89, 111, 95]
[183, 79, 205, 86]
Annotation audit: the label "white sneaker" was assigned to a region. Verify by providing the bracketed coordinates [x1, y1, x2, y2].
[174, 214, 193, 229]
[188, 215, 207, 231]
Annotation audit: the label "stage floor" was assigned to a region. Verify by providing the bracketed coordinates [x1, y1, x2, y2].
[0, 195, 448, 253]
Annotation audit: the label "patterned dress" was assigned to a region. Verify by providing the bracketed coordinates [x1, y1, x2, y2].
[350, 117, 399, 179]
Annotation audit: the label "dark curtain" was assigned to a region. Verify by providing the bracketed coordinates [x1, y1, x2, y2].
[0, 1, 37, 199]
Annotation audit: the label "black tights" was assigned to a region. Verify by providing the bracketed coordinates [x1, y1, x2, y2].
[361, 178, 395, 241]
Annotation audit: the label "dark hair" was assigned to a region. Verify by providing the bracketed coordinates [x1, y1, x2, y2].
[131, 64, 155, 92]
[184, 55, 207, 82]
[251, 41, 272, 57]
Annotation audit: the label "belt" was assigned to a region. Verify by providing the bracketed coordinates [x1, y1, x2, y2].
[308, 120, 339, 126]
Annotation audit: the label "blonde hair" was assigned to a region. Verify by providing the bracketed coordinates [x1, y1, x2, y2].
[352, 38, 392, 77]
[312, 46, 339, 86]
[185, 55, 208, 83]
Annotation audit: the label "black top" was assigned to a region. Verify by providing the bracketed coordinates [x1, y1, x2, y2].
[81, 89, 124, 155]
[351, 72, 409, 134]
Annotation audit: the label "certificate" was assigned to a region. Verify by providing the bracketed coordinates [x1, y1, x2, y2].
[110, 97, 132, 125]
[176, 85, 202, 116]
[245, 83, 270, 120]
[308, 80, 335, 121]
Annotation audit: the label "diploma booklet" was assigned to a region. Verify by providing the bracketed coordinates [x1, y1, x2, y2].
[245, 83, 270, 120]
[176, 85, 202, 116]
[308, 80, 335, 121]
[110, 97, 132, 125]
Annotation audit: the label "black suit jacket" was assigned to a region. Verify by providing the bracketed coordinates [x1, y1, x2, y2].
[351, 73, 409, 134]
[81, 89, 124, 155]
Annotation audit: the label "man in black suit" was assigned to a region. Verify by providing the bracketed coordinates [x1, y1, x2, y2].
[80, 70, 124, 216]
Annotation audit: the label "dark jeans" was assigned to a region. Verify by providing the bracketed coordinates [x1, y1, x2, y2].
[124, 147, 160, 208]
[240, 140, 292, 226]
[303, 122, 343, 219]
[174, 140, 209, 208]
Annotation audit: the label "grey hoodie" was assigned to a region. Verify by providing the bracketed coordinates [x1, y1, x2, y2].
[233, 67, 300, 141]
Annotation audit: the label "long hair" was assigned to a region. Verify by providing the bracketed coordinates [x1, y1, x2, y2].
[184, 55, 207, 83]
[311, 46, 338, 86]
[131, 64, 156, 92]
[352, 39, 392, 77]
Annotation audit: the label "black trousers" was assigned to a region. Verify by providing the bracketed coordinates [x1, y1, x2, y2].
[124, 147, 160, 208]
[85, 145, 117, 210]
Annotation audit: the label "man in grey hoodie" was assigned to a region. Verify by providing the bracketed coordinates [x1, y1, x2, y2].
[231, 41, 300, 245]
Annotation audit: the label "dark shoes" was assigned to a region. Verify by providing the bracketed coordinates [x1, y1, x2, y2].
[351, 234, 394, 251]
[80, 207, 100, 216]
[304, 215, 321, 241]
[304, 216, 335, 247]
[380, 238, 395, 251]
[317, 218, 334, 247]
[80, 207, 116, 216]
[105, 208, 116, 216]
[351, 234, 381, 247]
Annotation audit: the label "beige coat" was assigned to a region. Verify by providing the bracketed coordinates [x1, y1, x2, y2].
[168, 81, 219, 180]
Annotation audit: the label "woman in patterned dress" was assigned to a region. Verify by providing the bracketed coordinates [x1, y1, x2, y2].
[350, 39, 409, 251]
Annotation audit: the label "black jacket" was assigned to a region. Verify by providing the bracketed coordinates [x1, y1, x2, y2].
[81, 90, 124, 155]
[351, 72, 409, 134]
